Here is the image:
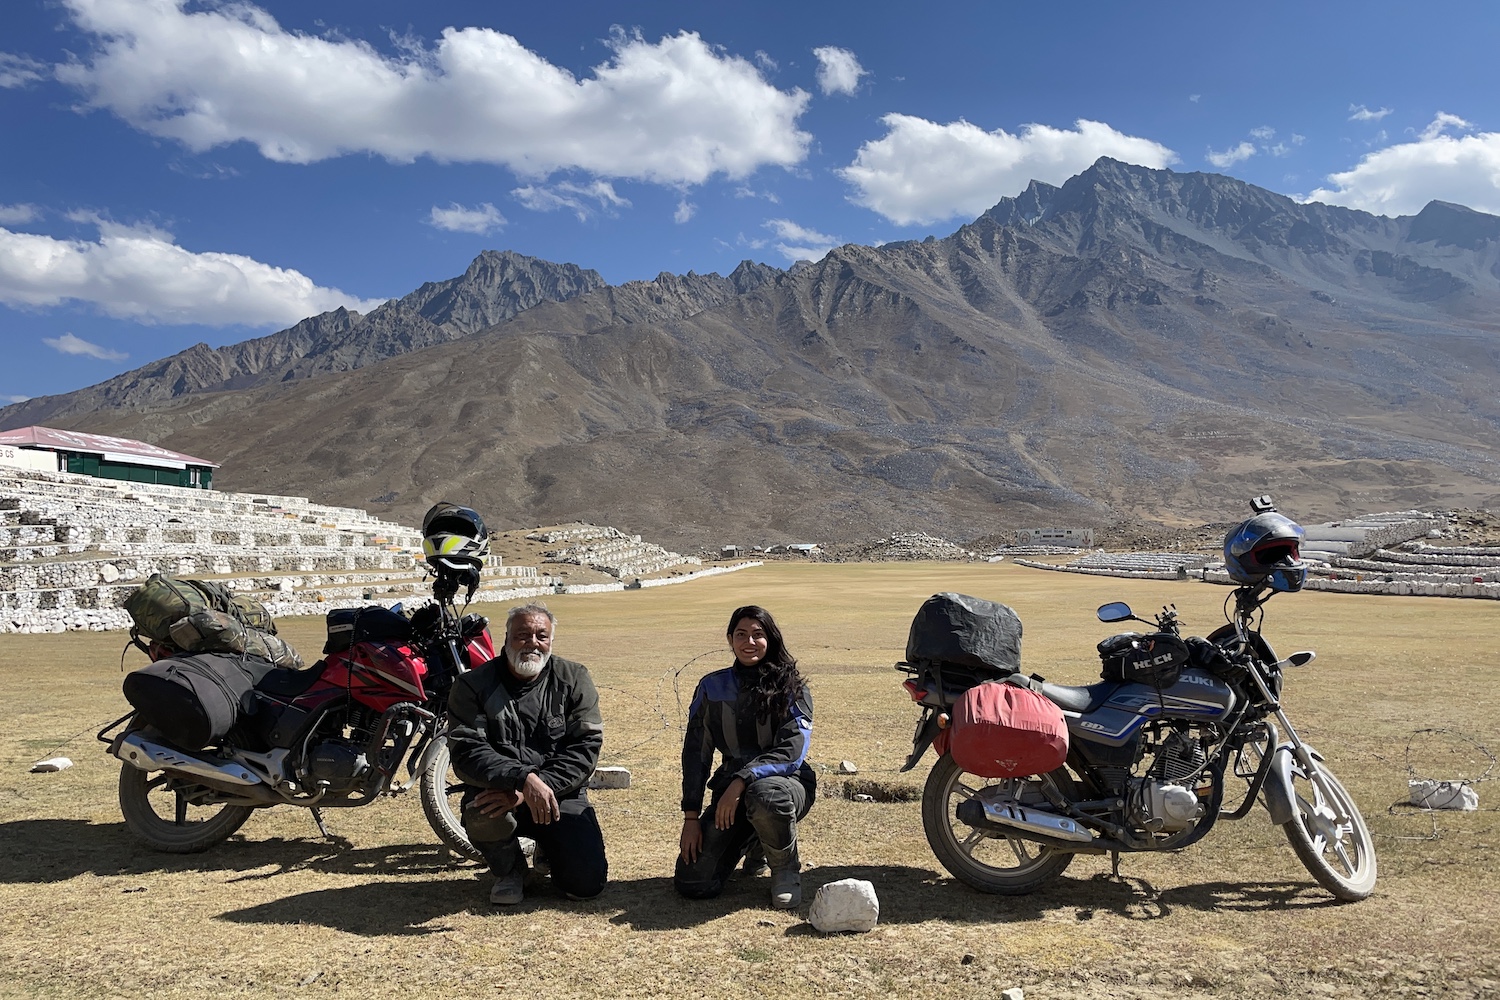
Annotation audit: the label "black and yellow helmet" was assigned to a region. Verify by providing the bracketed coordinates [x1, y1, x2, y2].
[422, 502, 489, 570]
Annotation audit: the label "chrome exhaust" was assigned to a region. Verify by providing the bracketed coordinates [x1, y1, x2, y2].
[961, 796, 1097, 844]
[114, 733, 264, 787]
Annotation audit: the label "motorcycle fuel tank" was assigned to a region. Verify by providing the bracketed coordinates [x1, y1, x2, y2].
[1068, 669, 1236, 747]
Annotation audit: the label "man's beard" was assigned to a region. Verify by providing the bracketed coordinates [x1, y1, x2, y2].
[510, 649, 550, 680]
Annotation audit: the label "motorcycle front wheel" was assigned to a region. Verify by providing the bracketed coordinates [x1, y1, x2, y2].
[1281, 757, 1377, 901]
[418, 737, 485, 864]
[118, 765, 255, 853]
[920, 752, 1075, 895]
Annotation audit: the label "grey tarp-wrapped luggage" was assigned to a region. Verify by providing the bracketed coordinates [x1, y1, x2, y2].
[122, 652, 277, 750]
[905, 592, 1023, 674]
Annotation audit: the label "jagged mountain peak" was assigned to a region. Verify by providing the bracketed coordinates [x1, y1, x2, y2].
[1406, 199, 1500, 249]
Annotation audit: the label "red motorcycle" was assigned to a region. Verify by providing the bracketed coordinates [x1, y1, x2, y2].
[100, 564, 495, 856]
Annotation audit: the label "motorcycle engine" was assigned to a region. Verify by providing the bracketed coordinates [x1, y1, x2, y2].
[1130, 780, 1203, 833]
[305, 739, 370, 794]
[1131, 730, 1208, 833]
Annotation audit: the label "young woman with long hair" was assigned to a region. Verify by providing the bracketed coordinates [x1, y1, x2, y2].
[675, 605, 815, 908]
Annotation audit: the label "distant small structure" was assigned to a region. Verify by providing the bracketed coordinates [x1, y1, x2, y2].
[0, 425, 217, 489]
[787, 543, 821, 556]
[720, 544, 741, 558]
[1016, 526, 1094, 547]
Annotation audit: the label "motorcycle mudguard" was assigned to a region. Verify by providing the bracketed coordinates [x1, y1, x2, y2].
[1262, 742, 1323, 826]
[900, 712, 943, 773]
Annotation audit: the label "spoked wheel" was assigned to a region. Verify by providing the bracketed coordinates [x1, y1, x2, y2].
[1281, 756, 1377, 901]
[920, 753, 1075, 895]
[118, 765, 255, 853]
[419, 736, 485, 864]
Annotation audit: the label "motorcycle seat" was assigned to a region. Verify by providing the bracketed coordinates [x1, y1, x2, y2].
[254, 662, 324, 699]
[1038, 679, 1116, 714]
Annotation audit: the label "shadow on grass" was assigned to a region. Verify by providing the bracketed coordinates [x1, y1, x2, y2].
[0, 817, 466, 883]
[217, 879, 487, 936]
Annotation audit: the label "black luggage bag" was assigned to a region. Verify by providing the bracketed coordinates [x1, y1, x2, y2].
[122, 652, 277, 750]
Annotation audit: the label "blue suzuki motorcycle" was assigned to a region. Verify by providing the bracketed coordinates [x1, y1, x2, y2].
[897, 574, 1377, 901]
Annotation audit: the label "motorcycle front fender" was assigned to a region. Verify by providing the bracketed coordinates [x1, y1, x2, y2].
[1261, 742, 1324, 825]
[899, 711, 942, 773]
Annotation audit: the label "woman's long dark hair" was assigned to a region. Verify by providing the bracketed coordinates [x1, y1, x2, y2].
[727, 605, 804, 723]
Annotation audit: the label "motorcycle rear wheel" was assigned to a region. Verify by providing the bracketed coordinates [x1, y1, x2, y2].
[1281, 757, 1377, 901]
[418, 737, 485, 864]
[921, 753, 1074, 895]
[118, 765, 255, 853]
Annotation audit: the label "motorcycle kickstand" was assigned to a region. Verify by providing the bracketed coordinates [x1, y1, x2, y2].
[309, 807, 336, 843]
[1110, 851, 1122, 879]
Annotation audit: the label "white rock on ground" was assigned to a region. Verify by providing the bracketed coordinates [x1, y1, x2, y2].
[808, 878, 879, 933]
[30, 757, 73, 772]
[837, 760, 858, 774]
[1409, 779, 1479, 811]
[1001, 989, 1025, 1000]
[588, 766, 632, 790]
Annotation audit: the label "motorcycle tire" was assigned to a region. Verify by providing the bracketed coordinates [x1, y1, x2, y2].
[1280, 757, 1377, 901]
[418, 736, 486, 864]
[920, 752, 1075, 895]
[118, 764, 255, 853]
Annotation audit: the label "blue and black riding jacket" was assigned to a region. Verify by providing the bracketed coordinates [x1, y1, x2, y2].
[680, 662, 815, 814]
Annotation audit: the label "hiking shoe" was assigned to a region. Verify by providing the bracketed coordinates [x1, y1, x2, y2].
[770, 868, 801, 909]
[489, 871, 524, 906]
[530, 846, 551, 878]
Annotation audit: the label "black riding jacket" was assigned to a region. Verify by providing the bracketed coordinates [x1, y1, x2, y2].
[446, 653, 603, 798]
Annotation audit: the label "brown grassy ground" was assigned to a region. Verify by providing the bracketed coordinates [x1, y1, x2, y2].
[2, 562, 1498, 999]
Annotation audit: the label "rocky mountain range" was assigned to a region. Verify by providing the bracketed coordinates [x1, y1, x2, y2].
[6, 158, 1500, 548]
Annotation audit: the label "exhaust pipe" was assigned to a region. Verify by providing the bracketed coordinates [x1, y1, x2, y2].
[957, 796, 1096, 844]
[114, 733, 264, 788]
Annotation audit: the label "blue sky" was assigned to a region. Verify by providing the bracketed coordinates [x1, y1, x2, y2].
[3, 0, 1499, 404]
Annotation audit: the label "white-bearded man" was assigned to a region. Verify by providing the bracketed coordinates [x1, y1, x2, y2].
[446, 602, 607, 905]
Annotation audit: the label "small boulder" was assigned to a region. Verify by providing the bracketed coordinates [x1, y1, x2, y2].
[837, 760, 859, 775]
[588, 766, 632, 790]
[31, 757, 73, 773]
[808, 878, 879, 933]
[1409, 778, 1479, 811]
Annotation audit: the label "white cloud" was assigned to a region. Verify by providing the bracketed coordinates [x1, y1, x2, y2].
[54, 1, 811, 186]
[0, 53, 46, 88]
[0, 220, 384, 325]
[1419, 112, 1472, 141]
[513, 180, 631, 221]
[1249, 126, 1276, 141]
[674, 198, 696, 224]
[1189, 94, 1201, 103]
[427, 202, 505, 235]
[841, 116, 1177, 226]
[813, 46, 865, 96]
[1307, 113, 1500, 215]
[43, 332, 127, 361]
[1, 394, 31, 403]
[1349, 104, 1393, 122]
[754, 50, 777, 73]
[0, 204, 39, 226]
[765, 218, 839, 261]
[1206, 141, 1256, 168]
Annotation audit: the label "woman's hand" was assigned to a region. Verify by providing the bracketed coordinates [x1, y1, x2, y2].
[714, 777, 746, 830]
[679, 815, 703, 864]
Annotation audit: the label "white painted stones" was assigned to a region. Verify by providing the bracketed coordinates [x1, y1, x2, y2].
[837, 760, 859, 775]
[588, 766, 632, 789]
[1409, 779, 1479, 811]
[808, 878, 879, 933]
[30, 757, 72, 772]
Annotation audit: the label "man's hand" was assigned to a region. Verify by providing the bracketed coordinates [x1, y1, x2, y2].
[473, 788, 523, 816]
[522, 772, 560, 825]
[679, 815, 703, 864]
[714, 777, 745, 830]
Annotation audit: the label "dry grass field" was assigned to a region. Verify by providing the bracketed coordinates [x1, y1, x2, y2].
[2, 562, 1498, 999]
